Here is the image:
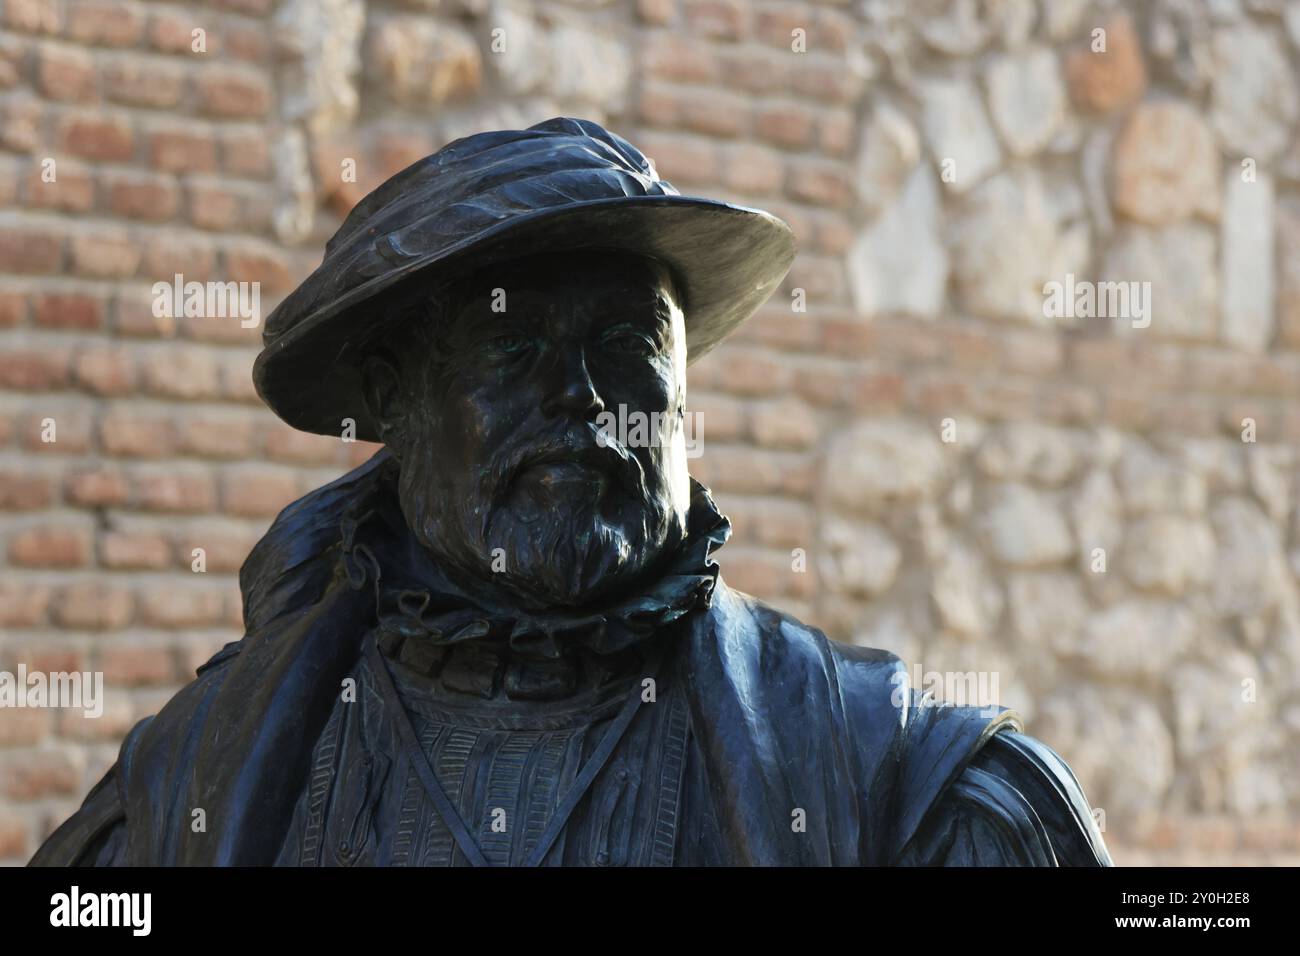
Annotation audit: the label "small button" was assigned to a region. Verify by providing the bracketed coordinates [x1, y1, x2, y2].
[595, 850, 610, 865]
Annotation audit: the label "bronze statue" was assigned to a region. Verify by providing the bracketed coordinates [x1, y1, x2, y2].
[31, 117, 1111, 866]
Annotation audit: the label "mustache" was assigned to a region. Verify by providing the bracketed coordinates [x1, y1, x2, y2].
[489, 421, 648, 505]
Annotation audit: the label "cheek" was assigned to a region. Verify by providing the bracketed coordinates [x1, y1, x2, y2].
[440, 378, 532, 465]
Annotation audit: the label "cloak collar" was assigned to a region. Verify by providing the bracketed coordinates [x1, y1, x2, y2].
[338, 457, 731, 662]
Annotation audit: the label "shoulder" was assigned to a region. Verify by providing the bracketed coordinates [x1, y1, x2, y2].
[714, 582, 906, 695]
[707, 583, 1019, 860]
[898, 728, 1113, 866]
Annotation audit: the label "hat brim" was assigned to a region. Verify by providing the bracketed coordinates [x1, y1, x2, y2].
[252, 195, 796, 441]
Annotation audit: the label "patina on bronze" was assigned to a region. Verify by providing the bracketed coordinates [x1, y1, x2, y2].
[31, 117, 1111, 867]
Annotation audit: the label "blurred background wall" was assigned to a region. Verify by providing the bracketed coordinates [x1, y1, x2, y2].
[2, 0, 1300, 865]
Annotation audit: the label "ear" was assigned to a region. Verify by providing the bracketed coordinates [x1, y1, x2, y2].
[361, 352, 406, 451]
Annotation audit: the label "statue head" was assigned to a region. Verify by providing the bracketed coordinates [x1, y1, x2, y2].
[253, 117, 795, 609]
[360, 249, 693, 610]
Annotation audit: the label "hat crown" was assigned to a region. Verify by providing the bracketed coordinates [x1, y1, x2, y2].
[267, 118, 678, 341]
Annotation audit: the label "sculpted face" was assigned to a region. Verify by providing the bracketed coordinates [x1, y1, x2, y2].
[363, 250, 693, 611]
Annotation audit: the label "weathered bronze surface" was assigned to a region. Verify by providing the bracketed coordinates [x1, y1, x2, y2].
[31, 118, 1111, 866]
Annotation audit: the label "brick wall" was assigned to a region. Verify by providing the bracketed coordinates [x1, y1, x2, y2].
[3, 0, 1300, 865]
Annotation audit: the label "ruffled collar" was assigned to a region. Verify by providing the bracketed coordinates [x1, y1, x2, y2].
[340, 458, 730, 668]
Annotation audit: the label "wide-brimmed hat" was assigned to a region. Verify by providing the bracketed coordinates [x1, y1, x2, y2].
[254, 116, 797, 441]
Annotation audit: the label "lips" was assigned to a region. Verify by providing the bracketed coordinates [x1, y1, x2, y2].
[524, 459, 609, 490]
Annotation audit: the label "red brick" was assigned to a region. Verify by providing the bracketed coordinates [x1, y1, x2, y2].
[643, 34, 719, 83]
[224, 22, 268, 63]
[0, 812, 28, 858]
[100, 643, 176, 686]
[716, 46, 790, 95]
[0, 581, 50, 626]
[135, 586, 225, 628]
[755, 102, 816, 149]
[104, 171, 181, 222]
[177, 308, 261, 345]
[72, 345, 135, 395]
[848, 371, 905, 412]
[0, 468, 54, 509]
[19, 408, 91, 453]
[754, 6, 806, 48]
[812, 213, 854, 255]
[791, 59, 859, 103]
[59, 113, 134, 162]
[682, 0, 747, 40]
[69, 229, 142, 278]
[24, 161, 95, 212]
[786, 160, 853, 207]
[100, 530, 172, 570]
[0, 291, 27, 327]
[8, 645, 90, 677]
[8, 524, 93, 567]
[113, 289, 178, 338]
[347, 439, 385, 468]
[65, 0, 143, 47]
[138, 346, 220, 399]
[57, 695, 136, 741]
[187, 181, 241, 231]
[194, 67, 270, 118]
[818, 110, 855, 158]
[720, 349, 793, 396]
[4, 0, 61, 35]
[133, 469, 216, 513]
[682, 88, 751, 138]
[53, 581, 134, 629]
[179, 523, 258, 572]
[719, 548, 798, 598]
[149, 10, 208, 55]
[749, 398, 819, 449]
[65, 465, 129, 506]
[36, 43, 95, 102]
[143, 232, 216, 278]
[0, 750, 81, 800]
[177, 413, 255, 458]
[103, 59, 185, 109]
[224, 243, 294, 293]
[99, 409, 177, 458]
[637, 0, 675, 25]
[0, 349, 71, 390]
[633, 132, 718, 187]
[0, 159, 18, 205]
[32, 292, 104, 330]
[0, 708, 49, 747]
[264, 424, 339, 465]
[219, 465, 299, 517]
[375, 131, 435, 179]
[213, 0, 274, 15]
[219, 128, 270, 178]
[216, 350, 260, 402]
[0, 228, 64, 274]
[0, 37, 23, 89]
[636, 84, 679, 128]
[0, 94, 41, 153]
[148, 125, 218, 173]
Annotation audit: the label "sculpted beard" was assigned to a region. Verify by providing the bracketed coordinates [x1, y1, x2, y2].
[395, 416, 686, 610]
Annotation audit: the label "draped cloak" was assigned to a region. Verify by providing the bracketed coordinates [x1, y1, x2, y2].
[30, 451, 1111, 867]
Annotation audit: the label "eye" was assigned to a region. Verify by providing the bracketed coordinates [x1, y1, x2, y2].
[485, 333, 533, 357]
[602, 328, 656, 356]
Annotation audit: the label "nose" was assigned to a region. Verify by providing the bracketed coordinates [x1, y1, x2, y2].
[540, 341, 605, 420]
